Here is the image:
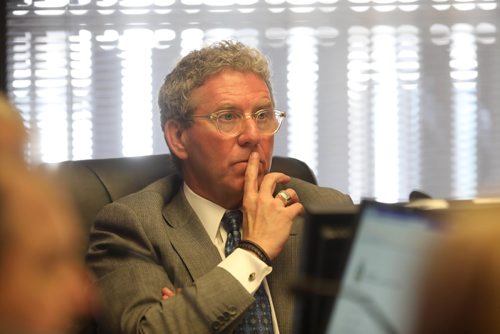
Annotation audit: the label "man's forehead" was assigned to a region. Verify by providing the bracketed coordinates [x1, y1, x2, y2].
[190, 72, 272, 109]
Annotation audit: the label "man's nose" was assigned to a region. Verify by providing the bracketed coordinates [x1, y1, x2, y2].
[237, 116, 261, 145]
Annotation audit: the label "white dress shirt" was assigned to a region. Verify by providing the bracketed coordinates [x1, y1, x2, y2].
[183, 183, 280, 333]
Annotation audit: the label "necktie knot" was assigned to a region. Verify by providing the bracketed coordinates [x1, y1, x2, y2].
[221, 210, 242, 234]
[222, 210, 243, 256]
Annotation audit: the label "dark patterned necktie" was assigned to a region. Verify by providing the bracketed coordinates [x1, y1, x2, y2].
[221, 210, 275, 334]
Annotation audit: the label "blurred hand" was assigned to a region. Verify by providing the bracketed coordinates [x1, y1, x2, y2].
[161, 287, 182, 301]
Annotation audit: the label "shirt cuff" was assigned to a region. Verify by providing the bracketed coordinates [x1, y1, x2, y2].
[218, 248, 273, 294]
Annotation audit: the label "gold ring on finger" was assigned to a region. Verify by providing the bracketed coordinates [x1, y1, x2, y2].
[277, 190, 292, 207]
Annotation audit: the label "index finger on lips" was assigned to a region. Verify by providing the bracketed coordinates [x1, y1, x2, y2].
[244, 152, 260, 197]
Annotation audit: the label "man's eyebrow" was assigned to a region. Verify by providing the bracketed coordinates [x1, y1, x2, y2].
[255, 103, 273, 111]
[214, 101, 273, 112]
[257, 98, 273, 107]
[216, 104, 240, 110]
[215, 104, 237, 111]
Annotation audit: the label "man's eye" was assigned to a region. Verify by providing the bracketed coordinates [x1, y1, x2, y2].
[256, 111, 271, 120]
[219, 112, 237, 121]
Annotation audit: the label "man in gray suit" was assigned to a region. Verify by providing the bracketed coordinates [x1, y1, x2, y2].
[87, 40, 352, 333]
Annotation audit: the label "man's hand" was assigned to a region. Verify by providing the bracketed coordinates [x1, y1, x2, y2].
[242, 151, 304, 260]
[161, 287, 182, 301]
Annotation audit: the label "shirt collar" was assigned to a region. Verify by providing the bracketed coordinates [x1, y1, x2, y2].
[183, 183, 227, 243]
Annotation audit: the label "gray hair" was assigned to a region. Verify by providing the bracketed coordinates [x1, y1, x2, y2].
[158, 40, 274, 129]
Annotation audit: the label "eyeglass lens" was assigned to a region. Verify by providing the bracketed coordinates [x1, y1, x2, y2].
[216, 111, 282, 135]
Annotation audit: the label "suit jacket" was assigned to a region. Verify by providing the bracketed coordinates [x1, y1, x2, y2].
[87, 174, 352, 334]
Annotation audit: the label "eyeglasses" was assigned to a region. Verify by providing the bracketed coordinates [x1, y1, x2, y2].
[190, 109, 286, 136]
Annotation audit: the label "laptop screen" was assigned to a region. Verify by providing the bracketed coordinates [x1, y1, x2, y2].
[324, 200, 442, 334]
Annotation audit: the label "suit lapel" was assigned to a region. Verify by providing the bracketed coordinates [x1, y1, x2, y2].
[162, 189, 222, 281]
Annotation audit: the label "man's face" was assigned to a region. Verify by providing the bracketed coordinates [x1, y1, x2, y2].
[171, 70, 275, 209]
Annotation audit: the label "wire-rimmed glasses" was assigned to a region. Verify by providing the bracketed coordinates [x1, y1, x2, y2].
[190, 109, 286, 136]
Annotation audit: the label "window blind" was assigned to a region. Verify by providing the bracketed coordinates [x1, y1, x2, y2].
[6, 0, 500, 202]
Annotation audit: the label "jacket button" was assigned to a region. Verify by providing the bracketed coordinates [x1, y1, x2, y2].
[211, 320, 221, 331]
[228, 306, 237, 315]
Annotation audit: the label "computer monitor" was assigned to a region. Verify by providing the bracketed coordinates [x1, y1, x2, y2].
[324, 200, 443, 334]
[293, 204, 359, 334]
[295, 198, 500, 334]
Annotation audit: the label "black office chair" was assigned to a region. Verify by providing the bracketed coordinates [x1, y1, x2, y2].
[44, 154, 317, 235]
[42, 154, 317, 334]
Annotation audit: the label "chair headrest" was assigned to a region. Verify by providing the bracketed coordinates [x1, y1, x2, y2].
[43, 154, 317, 234]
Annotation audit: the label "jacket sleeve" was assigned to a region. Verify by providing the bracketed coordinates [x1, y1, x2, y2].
[86, 200, 254, 334]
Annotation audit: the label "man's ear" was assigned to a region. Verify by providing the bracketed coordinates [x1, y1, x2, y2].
[164, 120, 188, 160]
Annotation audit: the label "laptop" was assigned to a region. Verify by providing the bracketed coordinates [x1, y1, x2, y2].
[324, 200, 443, 334]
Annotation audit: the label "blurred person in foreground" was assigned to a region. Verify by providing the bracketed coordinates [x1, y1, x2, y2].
[0, 93, 94, 334]
[0, 92, 26, 165]
[413, 214, 500, 334]
[86, 40, 352, 333]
